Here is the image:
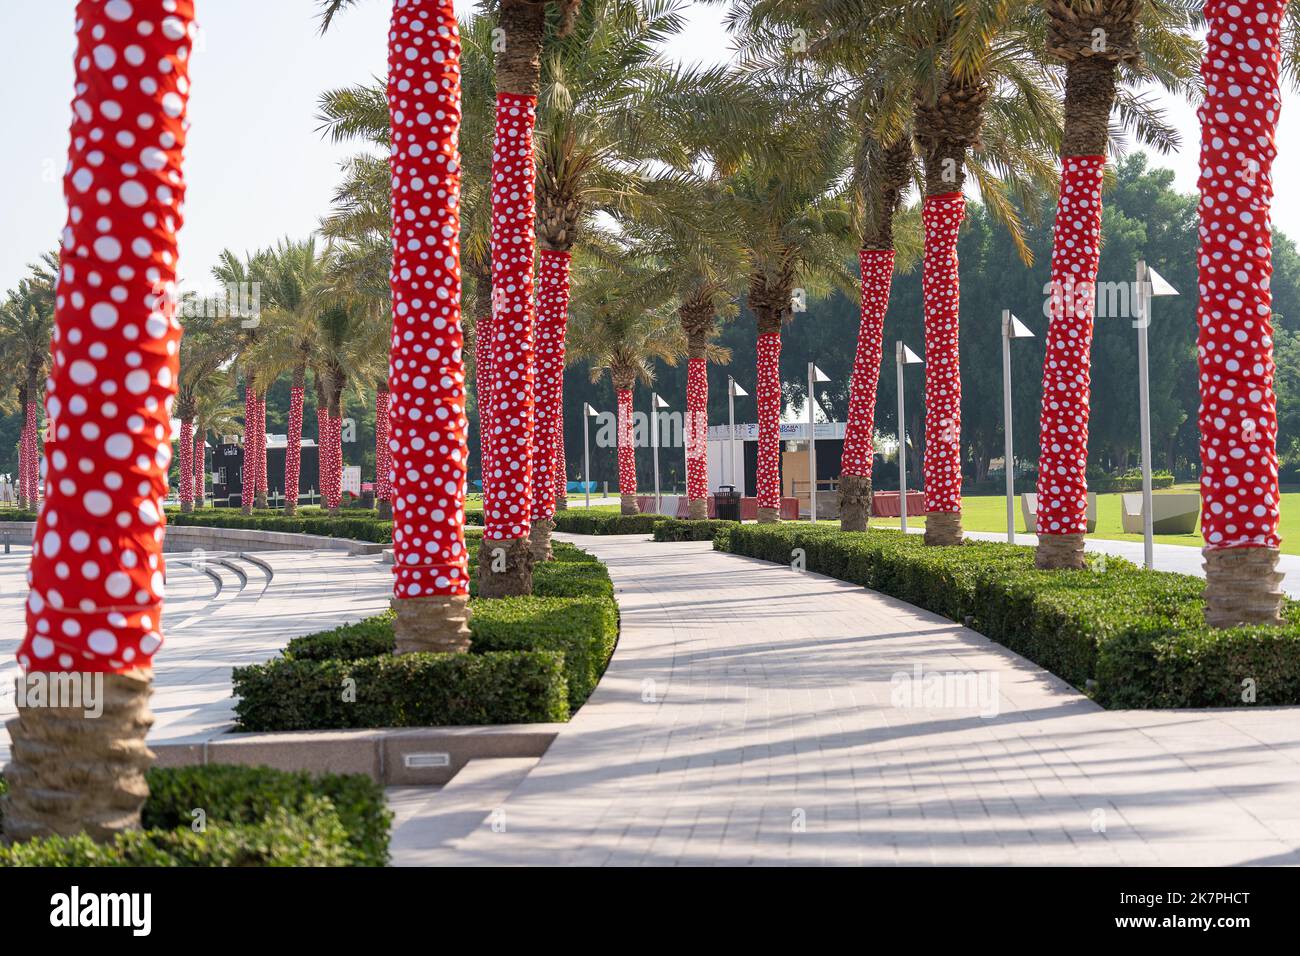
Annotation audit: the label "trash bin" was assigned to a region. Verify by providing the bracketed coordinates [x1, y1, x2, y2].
[715, 484, 742, 521]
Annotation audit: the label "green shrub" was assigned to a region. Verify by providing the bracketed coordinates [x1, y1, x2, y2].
[470, 597, 618, 708]
[286, 597, 618, 711]
[141, 764, 390, 866]
[167, 510, 392, 543]
[233, 650, 570, 731]
[552, 512, 664, 535]
[1, 764, 386, 866]
[714, 524, 1300, 708]
[1, 798, 350, 867]
[653, 519, 740, 542]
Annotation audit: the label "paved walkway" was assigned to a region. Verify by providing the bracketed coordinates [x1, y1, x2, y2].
[433, 534, 1300, 866]
[0, 546, 392, 762]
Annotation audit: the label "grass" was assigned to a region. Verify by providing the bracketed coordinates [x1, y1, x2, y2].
[859, 485, 1300, 556]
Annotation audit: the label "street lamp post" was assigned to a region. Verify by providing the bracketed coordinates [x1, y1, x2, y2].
[583, 402, 599, 510]
[896, 342, 924, 533]
[1134, 260, 1179, 569]
[651, 392, 669, 515]
[727, 376, 748, 494]
[1001, 310, 1034, 543]
[807, 362, 830, 522]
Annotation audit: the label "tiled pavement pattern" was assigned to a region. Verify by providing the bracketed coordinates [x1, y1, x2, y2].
[439, 535, 1300, 866]
[0, 546, 391, 763]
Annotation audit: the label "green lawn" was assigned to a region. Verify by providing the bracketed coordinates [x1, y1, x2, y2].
[861, 485, 1300, 556]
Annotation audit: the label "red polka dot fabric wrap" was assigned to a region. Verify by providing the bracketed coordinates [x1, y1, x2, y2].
[386, 0, 470, 599]
[1036, 155, 1107, 537]
[554, 426, 567, 497]
[374, 389, 391, 505]
[685, 357, 709, 502]
[1197, 0, 1285, 551]
[177, 418, 194, 507]
[284, 384, 304, 506]
[841, 249, 895, 479]
[21, 404, 41, 505]
[20, 0, 195, 675]
[530, 249, 571, 523]
[483, 91, 538, 542]
[920, 193, 965, 515]
[617, 387, 637, 496]
[756, 331, 782, 510]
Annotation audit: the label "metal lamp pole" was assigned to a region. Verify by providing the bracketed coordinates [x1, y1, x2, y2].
[1001, 311, 1034, 543]
[583, 402, 598, 509]
[651, 392, 669, 514]
[807, 362, 830, 522]
[1134, 260, 1179, 569]
[727, 376, 748, 493]
[896, 342, 923, 533]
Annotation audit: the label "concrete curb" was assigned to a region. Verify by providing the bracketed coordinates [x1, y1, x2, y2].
[153, 724, 564, 786]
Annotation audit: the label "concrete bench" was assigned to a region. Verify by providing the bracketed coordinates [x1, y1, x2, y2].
[1121, 492, 1200, 535]
[1020, 493, 1097, 534]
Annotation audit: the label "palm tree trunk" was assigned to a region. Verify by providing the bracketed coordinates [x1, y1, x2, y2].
[919, 192, 966, 545]
[616, 380, 639, 515]
[193, 423, 205, 509]
[253, 393, 268, 509]
[21, 399, 39, 510]
[478, 0, 546, 598]
[1198, 0, 1286, 626]
[374, 389, 391, 519]
[840, 249, 896, 531]
[1034, 8, 1126, 569]
[383, 0, 471, 652]
[685, 328, 710, 521]
[554, 425, 568, 510]
[284, 365, 305, 516]
[15, 383, 28, 511]
[178, 418, 195, 513]
[3, 0, 192, 840]
[316, 406, 330, 510]
[241, 386, 256, 514]
[528, 249, 572, 560]
[326, 403, 343, 516]
[755, 315, 783, 523]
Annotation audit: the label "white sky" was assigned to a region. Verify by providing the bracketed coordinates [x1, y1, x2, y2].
[2, 1, 1299, 294]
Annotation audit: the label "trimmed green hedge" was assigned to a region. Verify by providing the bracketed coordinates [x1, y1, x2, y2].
[713, 524, 1300, 708]
[552, 512, 664, 534]
[167, 509, 392, 543]
[653, 518, 740, 542]
[0, 510, 37, 523]
[282, 596, 617, 711]
[233, 650, 570, 731]
[0, 764, 387, 867]
[141, 764, 390, 866]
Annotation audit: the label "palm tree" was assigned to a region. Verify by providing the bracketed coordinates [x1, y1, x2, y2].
[852, 0, 1060, 544]
[176, 301, 239, 513]
[244, 238, 327, 516]
[715, 74, 859, 524]
[3, 0, 194, 840]
[212, 248, 271, 514]
[1033, 0, 1198, 569]
[474, 0, 582, 597]
[0, 268, 55, 510]
[1197, 0, 1289, 625]
[617, 173, 743, 520]
[567, 260, 683, 515]
[526, 0, 688, 557]
[192, 372, 242, 511]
